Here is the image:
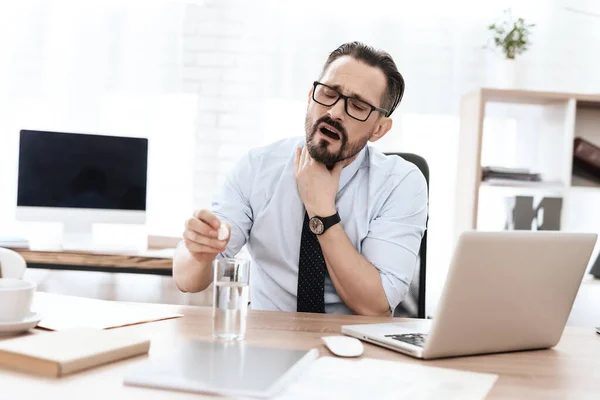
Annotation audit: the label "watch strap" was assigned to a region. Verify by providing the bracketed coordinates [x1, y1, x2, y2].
[321, 212, 341, 231]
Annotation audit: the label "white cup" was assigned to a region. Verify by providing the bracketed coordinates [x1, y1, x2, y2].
[0, 278, 36, 322]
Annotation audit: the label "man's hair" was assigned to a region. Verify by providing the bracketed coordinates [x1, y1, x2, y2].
[320, 41, 405, 117]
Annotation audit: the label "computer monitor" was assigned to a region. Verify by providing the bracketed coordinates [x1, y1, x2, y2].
[16, 129, 148, 250]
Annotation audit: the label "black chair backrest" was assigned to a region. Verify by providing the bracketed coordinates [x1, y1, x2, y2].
[384, 153, 429, 319]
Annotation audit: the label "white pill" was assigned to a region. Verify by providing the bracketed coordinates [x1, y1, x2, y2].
[217, 223, 229, 241]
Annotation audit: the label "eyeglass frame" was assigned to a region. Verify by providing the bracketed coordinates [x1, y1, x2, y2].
[311, 81, 390, 122]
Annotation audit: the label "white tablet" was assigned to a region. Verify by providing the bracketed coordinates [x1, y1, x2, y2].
[124, 340, 319, 398]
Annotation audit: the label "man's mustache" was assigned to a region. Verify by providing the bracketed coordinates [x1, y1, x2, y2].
[312, 116, 347, 141]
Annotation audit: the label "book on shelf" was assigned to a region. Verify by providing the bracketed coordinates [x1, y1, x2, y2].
[482, 179, 562, 188]
[481, 166, 541, 182]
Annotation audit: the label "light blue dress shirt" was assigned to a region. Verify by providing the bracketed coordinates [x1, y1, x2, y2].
[212, 137, 428, 314]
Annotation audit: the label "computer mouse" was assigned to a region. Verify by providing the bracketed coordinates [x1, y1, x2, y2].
[321, 335, 364, 357]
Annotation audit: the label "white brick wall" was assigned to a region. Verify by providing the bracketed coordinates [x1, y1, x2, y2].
[181, 0, 600, 314]
[183, 0, 266, 208]
[184, 0, 600, 210]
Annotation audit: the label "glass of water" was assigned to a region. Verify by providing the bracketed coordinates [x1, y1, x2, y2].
[212, 258, 250, 340]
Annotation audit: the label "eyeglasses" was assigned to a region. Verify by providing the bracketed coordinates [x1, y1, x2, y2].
[311, 81, 389, 122]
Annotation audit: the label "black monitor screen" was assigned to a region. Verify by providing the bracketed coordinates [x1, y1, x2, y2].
[17, 130, 148, 211]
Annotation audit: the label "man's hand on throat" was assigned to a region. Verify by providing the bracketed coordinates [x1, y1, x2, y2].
[294, 146, 343, 218]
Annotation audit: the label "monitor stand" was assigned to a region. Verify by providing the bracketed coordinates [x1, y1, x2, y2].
[60, 221, 146, 254]
[61, 221, 94, 251]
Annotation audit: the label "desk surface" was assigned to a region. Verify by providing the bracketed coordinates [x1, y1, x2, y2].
[0, 300, 599, 399]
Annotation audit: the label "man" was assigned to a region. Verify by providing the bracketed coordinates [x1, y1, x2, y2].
[174, 42, 428, 316]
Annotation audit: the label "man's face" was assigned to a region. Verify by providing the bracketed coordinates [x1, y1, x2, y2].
[305, 56, 388, 166]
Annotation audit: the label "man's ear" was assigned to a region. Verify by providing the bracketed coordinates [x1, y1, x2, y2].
[307, 87, 314, 104]
[369, 118, 393, 143]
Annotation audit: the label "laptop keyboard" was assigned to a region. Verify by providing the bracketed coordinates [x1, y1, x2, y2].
[384, 333, 428, 347]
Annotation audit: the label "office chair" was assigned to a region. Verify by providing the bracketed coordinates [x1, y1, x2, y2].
[384, 153, 429, 319]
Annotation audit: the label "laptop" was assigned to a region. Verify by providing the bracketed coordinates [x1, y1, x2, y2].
[342, 231, 597, 360]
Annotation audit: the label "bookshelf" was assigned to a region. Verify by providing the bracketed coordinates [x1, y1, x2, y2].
[455, 88, 600, 239]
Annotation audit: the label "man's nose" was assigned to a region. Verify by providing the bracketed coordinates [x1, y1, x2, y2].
[327, 98, 346, 122]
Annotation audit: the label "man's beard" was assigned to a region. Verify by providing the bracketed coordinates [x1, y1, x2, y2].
[304, 115, 369, 166]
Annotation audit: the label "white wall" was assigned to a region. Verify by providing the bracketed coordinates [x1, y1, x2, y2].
[0, 1, 196, 241]
[1, 0, 600, 312]
[181, 0, 600, 313]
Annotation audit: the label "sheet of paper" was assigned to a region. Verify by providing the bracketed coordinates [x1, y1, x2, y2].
[274, 357, 498, 400]
[32, 292, 183, 330]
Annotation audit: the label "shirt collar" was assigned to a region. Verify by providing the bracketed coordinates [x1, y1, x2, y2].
[338, 144, 368, 193]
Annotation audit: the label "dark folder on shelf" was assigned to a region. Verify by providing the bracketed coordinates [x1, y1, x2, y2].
[573, 137, 600, 182]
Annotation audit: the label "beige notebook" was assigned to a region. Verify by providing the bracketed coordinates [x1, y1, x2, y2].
[0, 328, 150, 377]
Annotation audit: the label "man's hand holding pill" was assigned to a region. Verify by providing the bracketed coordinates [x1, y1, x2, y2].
[183, 209, 230, 264]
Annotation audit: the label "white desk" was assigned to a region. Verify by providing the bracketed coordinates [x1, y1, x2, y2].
[1, 296, 600, 399]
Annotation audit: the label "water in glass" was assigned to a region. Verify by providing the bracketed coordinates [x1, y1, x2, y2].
[213, 280, 249, 340]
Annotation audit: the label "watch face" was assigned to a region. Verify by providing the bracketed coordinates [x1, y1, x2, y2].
[309, 217, 324, 235]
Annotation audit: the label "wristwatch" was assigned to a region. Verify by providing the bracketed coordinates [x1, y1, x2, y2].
[309, 212, 341, 235]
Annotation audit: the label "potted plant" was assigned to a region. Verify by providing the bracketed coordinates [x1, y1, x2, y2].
[486, 9, 535, 87]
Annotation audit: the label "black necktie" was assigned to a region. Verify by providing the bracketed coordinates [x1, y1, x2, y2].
[297, 211, 327, 313]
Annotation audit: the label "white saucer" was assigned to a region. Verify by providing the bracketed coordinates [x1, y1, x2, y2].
[0, 312, 42, 336]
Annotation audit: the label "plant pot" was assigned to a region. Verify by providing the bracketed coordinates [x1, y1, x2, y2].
[487, 57, 521, 89]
